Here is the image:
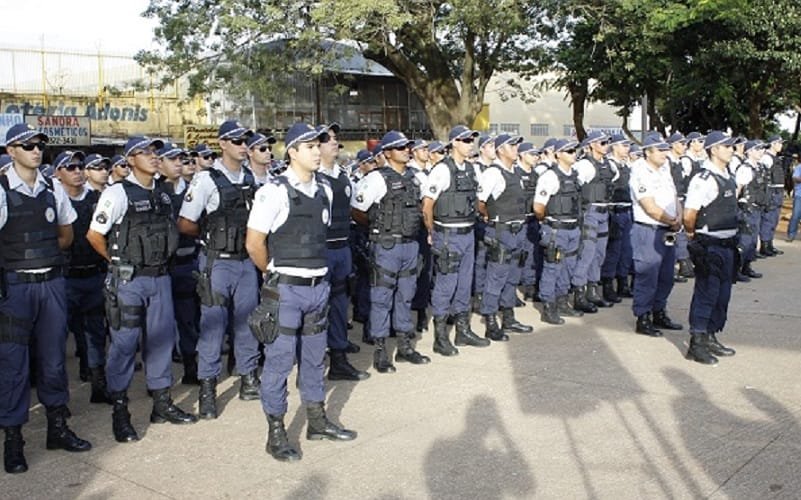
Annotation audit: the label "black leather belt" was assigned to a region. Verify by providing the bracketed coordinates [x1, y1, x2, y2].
[433, 225, 473, 234]
[635, 221, 669, 230]
[612, 205, 632, 213]
[545, 220, 578, 230]
[66, 264, 106, 279]
[489, 221, 525, 233]
[326, 240, 349, 249]
[205, 250, 249, 261]
[271, 273, 328, 287]
[136, 265, 168, 277]
[7, 267, 63, 283]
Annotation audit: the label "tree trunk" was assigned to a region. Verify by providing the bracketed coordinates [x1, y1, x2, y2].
[792, 109, 801, 144]
[748, 96, 763, 137]
[568, 80, 587, 141]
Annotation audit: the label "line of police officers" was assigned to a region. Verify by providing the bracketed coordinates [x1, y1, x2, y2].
[0, 119, 788, 472]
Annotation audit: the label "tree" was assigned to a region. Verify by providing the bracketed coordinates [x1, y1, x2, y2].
[138, 0, 552, 139]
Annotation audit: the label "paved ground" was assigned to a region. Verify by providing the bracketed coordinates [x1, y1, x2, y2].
[3, 205, 801, 499]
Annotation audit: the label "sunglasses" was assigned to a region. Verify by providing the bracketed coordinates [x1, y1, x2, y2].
[456, 138, 475, 144]
[387, 146, 409, 151]
[15, 142, 46, 151]
[597, 140, 609, 146]
[562, 149, 577, 154]
[87, 165, 111, 171]
[113, 163, 129, 169]
[131, 149, 156, 157]
[60, 163, 85, 172]
[182, 159, 197, 166]
[200, 154, 214, 160]
[256, 146, 271, 153]
[227, 138, 247, 146]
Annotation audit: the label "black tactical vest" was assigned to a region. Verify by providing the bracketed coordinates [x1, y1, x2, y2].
[768, 153, 786, 185]
[68, 189, 105, 269]
[201, 167, 256, 255]
[434, 157, 478, 224]
[486, 165, 527, 223]
[367, 167, 421, 240]
[695, 170, 738, 232]
[516, 164, 538, 216]
[0, 176, 63, 270]
[268, 177, 329, 269]
[319, 169, 351, 241]
[580, 157, 614, 204]
[737, 162, 768, 207]
[547, 166, 581, 218]
[608, 158, 632, 203]
[160, 179, 198, 253]
[109, 180, 178, 269]
[669, 158, 685, 197]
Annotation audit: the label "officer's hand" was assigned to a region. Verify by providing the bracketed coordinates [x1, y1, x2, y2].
[669, 217, 681, 232]
[427, 233, 432, 245]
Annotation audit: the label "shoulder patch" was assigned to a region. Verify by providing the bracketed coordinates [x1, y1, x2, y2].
[356, 193, 364, 203]
[95, 212, 108, 224]
[638, 185, 646, 193]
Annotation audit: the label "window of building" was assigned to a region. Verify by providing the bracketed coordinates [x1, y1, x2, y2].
[488, 123, 499, 135]
[530, 123, 549, 136]
[500, 123, 520, 135]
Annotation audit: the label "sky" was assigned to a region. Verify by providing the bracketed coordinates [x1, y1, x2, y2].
[0, 0, 158, 55]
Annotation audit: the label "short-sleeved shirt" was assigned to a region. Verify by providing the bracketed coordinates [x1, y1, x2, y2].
[179, 160, 251, 222]
[533, 165, 579, 223]
[423, 160, 464, 201]
[734, 160, 755, 188]
[247, 168, 333, 278]
[629, 158, 677, 226]
[685, 162, 737, 238]
[477, 162, 515, 203]
[0, 165, 77, 230]
[89, 173, 158, 236]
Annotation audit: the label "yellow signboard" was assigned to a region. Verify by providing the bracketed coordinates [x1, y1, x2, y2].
[472, 104, 490, 131]
[184, 125, 221, 152]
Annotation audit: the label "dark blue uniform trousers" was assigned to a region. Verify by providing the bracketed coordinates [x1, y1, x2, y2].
[106, 275, 174, 393]
[473, 220, 488, 297]
[66, 273, 107, 369]
[431, 228, 474, 317]
[0, 275, 69, 426]
[411, 227, 432, 312]
[169, 258, 199, 361]
[349, 225, 371, 322]
[369, 240, 419, 338]
[197, 253, 259, 379]
[325, 245, 352, 351]
[602, 208, 633, 279]
[538, 224, 580, 303]
[479, 226, 526, 315]
[738, 209, 760, 263]
[260, 282, 329, 416]
[631, 224, 676, 317]
[760, 190, 783, 242]
[520, 218, 540, 287]
[689, 244, 734, 335]
[573, 207, 608, 286]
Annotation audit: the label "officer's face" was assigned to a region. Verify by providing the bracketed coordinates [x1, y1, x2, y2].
[359, 159, 377, 174]
[735, 143, 745, 155]
[480, 142, 496, 161]
[645, 147, 668, 167]
[413, 147, 430, 165]
[289, 140, 321, 172]
[85, 163, 110, 185]
[590, 140, 609, 156]
[711, 144, 733, 164]
[196, 154, 214, 169]
[384, 145, 410, 167]
[7, 138, 45, 170]
[159, 156, 183, 181]
[181, 158, 196, 178]
[112, 162, 130, 180]
[556, 149, 576, 167]
[430, 151, 445, 165]
[690, 139, 704, 153]
[319, 131, 339, 163]
[747, 148, 763, 162]
[497, 143, 518, 164]
[128, 145, 160, 175]
[248, 144, 273, 166]
[519, 151, 537, 168]
[56, 161, 85, 188]
[672, 141, 687, 155]
[452, 137, 474, 158]
[220, 136, 249, 163]
[612, 143, 630, 158]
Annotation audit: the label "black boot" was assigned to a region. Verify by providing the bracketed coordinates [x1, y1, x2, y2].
[328, 350, 370, 381]
[45, 406, 92, 452]
[522, 285, 536, 302]
[573, 286, 598, 313]
[742, 262, 762, 279]
[587, 282, 612, 308]
[415, 309, 428, 333]
[362, 323, 375, 345]
[266, 414, 300, 462]
[454, 312, 490, 347]
[3, 426, 27, 474]
[432, 316, 459, 356]
[617, 276, 633, 298]
[768, 240, 784, 255]
[707, 333, 736, 357]
[306, 402, 357, 441]
[110, 391, 138, 443]
[678, 258, 695, 278]
[198, 377, 218, 420]
[78, 353, 90, 383]
[239, 369, 260, 401]
[89, 366, 112, 405]
[736, 270, 751, 283]
[150, 388, 198, 424]
[181, 356, 200, 386]
[557, 294, 583, 317]
[635, 313, 662, 337]
[483, 314, 509, 342]
[601, 278, 621, 303]
[759, 241, 771, 257]
[686, 334, 718, 365]
[500, 307, 533, 333]
[541, 302, 564, 325]
[345, 340, 361, 354]
[652, 310, 683, 330]
[373, 338, 396, 373]
[396, 333, 431, 364]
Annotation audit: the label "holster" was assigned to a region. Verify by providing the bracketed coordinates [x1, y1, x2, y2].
[193, 268, 228, 307]
[484, 236, 511, 264]
[433, 246, 461, 274]
[687, 239, 709, 277]
[103, 274, 122, 330]
[545, 240, 562, 264]
[248, 284, 281, 344]
[517, 250, 530, 268]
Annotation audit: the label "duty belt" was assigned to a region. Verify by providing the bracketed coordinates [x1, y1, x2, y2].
[635, 221, 669, 230]
[5, 267, 63, 283]
[695, 234, 738, 248]
[326, 239, 349, 249]
[545, 220, 578, 230]
[612, 205, 632, 213]
[433, 225, 473, 234]
[136, 265, 168, 277]
[205, 249, 249, 261]
[268, 273, 328, 287]
[489, 220, 525, 234]
[66, 264, 106, 279]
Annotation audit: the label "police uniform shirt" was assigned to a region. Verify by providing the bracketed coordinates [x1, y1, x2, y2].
[407, 159, 427, 174]
[477, 161, 513, 203]
[351, 166, 423, 211]
[685, 162, 737, 238]
[629, 158, 677, 226]
[89, 173, 164, 236]
[533, 165, 579, 222]
[178, 159, 251, 222]
[423, 160, 474, 228]
[247, 168, 333, 278]
[68, 184, 93, 203]
[735, 160, 755, 188]
[254, 172, 272, 187]
[0, 165, 77, 231]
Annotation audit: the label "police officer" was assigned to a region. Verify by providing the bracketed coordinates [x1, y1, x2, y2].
[572, 130, 614, 312]
[408, 139, 430, 173]
[178, 120, 261, 418]
[1, 124, 91, 474]
[87, 136, 197, 442]
[352, 130, 429, 373]
[349, 150, 376, 343]
[683, 131, 739, 365]
[157, 142, 200, 385]
[628, 134, 684, 337]
[422, 125, 490, 356]
[191, 144, 217, 171]
[734, 140, 765, 280]
[84, 154, 111, 192]
[407, 139, 432, 333]
[247, 132, 277, 186]
[759, 135, 786, 256]
[533, 139, 583, 325]
[108, 154, 129, 185]
[246, 122, 356, 462]
[601, 134, 633, 301]
[55, 150, 111, 402]
[316, 124, 368, 380]
[516, 142, 541, 302]
[180, 153, 197, 184]
[428, 141, 447, 167]
[666, 132, 694, 282]
[477, 134, 534, 339]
